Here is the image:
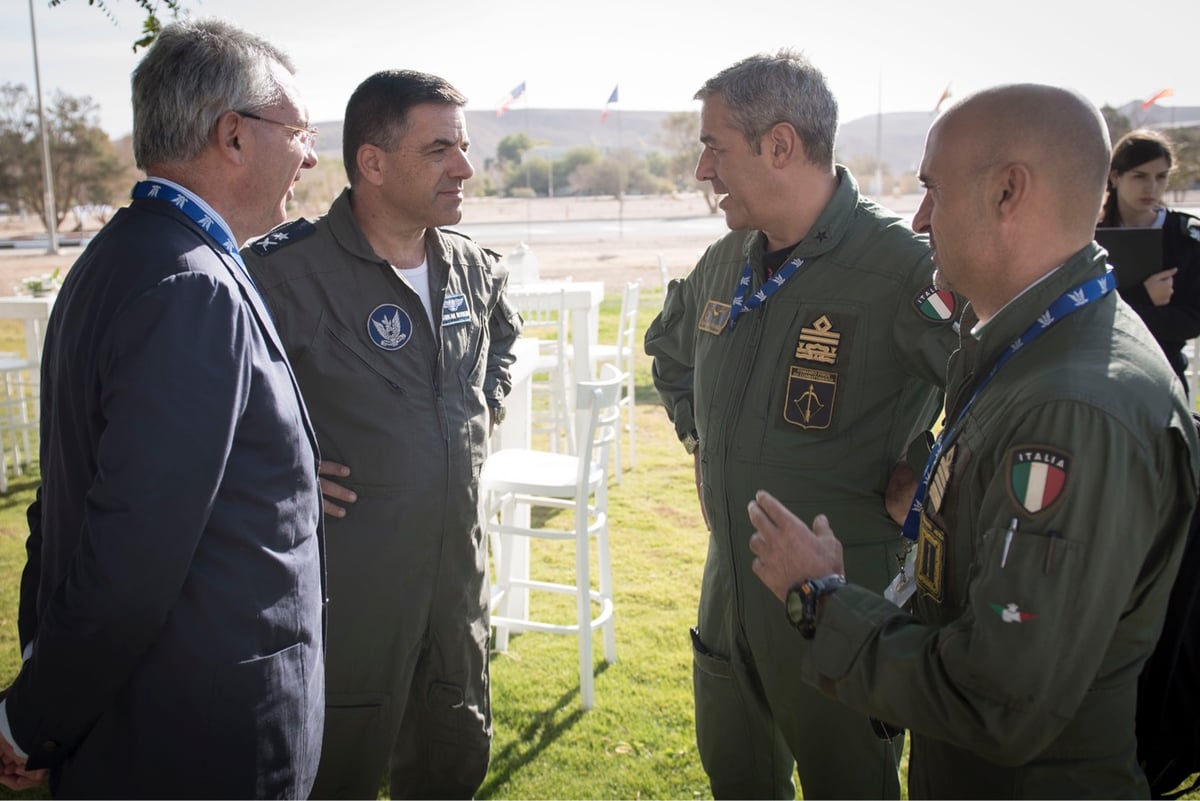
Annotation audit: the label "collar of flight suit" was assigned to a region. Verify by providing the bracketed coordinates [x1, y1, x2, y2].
[739, 163, 864, 266]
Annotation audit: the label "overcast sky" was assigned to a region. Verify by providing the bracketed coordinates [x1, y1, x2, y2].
[2, 0, 1196, 139]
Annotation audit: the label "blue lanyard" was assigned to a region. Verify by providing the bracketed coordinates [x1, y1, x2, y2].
[729, 256, 805, 329]
[132, 180, 265, 299]
[900, 269, 1116, 541]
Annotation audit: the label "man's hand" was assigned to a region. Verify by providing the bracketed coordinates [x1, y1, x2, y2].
[747, 490, 845, 602]
[884, 460, 918, 526]
[0, 735, 45, 791]
[318, 460, 357, 519]
[1144, 267, 1177, 306]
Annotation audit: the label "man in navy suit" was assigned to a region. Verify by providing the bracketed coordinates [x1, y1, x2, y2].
[0, 18, 326, 798]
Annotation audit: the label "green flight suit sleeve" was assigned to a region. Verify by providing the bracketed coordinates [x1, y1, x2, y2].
[485, 264, 521, 405]
[644, 275, 700, 443]
[891, 248, 960, 391]
[797, 399, 1196, 766]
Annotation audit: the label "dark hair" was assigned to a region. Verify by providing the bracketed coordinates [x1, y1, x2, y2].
[1099, 128, 1176, 226]
[694, 48, 838, 165]
[342, 69, 467, 185]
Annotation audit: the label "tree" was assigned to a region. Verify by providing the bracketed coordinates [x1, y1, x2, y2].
[49, 0, 187, 51]
[0, 83, 131, 230]
[658, 110, 719, 213]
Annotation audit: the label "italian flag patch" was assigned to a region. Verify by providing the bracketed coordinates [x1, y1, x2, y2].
[914, 286, 956, 322]
[1008, 446, 1069, 514]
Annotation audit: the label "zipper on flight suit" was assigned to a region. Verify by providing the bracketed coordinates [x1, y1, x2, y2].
[720, 295, 769, 630]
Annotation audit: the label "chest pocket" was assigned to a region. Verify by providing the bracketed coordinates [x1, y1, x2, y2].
[306, 306, 417, 395]
[751, 299, 866, 469]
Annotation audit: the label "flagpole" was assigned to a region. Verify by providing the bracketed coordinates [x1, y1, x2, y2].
[873, 67, 883, 198]
[28, 0, 58, 255]
[617, 104, 624, 240]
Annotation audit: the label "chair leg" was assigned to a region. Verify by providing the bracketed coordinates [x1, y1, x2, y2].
[598, 522, 617, 664]
[626, 374, 636, 470]
[576, 515, 594, 710]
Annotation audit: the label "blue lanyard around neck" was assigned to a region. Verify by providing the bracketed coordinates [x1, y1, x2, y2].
[900, 269, 1116, 541]
[132, 179, 265, 300]
[729, 256, 805, 330]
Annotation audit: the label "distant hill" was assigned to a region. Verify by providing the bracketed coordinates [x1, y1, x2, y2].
[312, 102, 1200, 178]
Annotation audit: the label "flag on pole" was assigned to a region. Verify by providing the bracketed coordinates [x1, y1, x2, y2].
[601, 84, 619, 123]
[496, 81, 526, 117]
[933, 82, 953, 114]
[1142, 88, 1174, 111]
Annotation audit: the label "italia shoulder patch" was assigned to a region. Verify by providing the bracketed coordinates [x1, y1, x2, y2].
[914, 285, 956, 322]
[1007, 445, 1070, 515]
[248, 218, 316, 256]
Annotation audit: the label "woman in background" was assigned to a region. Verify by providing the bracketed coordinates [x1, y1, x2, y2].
[1100, 128, 1200, 392]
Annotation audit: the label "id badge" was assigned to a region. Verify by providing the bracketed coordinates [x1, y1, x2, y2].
[884, 546, 917, 608]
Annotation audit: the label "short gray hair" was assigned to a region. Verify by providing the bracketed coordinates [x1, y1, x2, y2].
[695, 48, 838, 166]
[132, 18, 295, 168]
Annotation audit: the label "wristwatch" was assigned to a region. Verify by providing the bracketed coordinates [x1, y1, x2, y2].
[682, 430, 699, 454]
[786, 574, 847, 639]
[489, 403, 506, 424]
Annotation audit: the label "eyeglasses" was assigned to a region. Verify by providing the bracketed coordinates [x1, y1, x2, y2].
[236, 110, 319, 152]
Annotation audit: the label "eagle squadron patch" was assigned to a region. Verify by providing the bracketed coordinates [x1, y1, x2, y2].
[368, 304, 413, 351]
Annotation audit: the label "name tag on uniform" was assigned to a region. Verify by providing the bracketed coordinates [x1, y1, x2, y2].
[442, 293, 470, 327]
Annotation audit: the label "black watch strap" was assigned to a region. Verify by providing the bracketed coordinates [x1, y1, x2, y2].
[786, 574, 846, 639]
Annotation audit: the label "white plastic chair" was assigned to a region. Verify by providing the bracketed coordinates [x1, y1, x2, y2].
[0, 355, 38, 493]
[481, 363, 622, 710]
[513, 288, 574, 453]
[589, 280, 640, 481]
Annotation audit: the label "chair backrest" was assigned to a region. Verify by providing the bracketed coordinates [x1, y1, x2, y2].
[572, 363, 624, 491]
[514, 287, 569, 344]
[613, 281, 641, 374]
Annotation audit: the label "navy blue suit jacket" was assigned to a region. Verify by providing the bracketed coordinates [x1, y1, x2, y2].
[9, 196, 326, 799]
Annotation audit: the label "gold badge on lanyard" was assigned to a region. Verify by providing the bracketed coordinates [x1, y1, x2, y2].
[698, 299, 732, 335]
[916, 513, 946, 603]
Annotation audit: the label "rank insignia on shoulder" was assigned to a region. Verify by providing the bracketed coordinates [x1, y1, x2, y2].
[248, 219, 316, 256]
[1007, 446, 1069, 515]
[914, 286, 956, 322]
[698, 299, 732, 335]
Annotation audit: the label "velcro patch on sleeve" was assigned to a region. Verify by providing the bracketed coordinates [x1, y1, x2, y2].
[1007, 445, 1070, 515]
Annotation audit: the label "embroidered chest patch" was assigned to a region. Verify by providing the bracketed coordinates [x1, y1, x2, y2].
[441, 293, 470, 327]
[699, 299, 731, 335]
[1007, 446, 1070, 515]
[368, 304, 413, 351]
[783, 366, 836, 429]
[794, 314, 842, 365]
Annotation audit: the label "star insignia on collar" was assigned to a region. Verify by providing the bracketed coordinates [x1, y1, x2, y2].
[815, 230, 829, 243]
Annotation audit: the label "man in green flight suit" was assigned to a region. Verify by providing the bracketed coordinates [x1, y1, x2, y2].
[643, 49, 961, 799]
[748, 84, 1200, 798]
[242, 70, 520, 799]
